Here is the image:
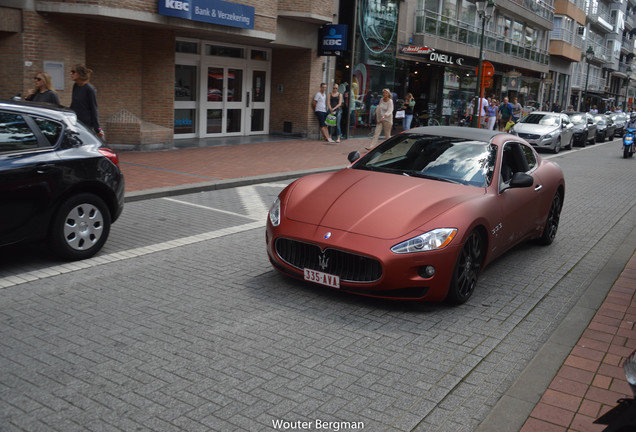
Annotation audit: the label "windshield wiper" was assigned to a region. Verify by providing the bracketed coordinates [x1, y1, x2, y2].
[406, 171, 461, 184]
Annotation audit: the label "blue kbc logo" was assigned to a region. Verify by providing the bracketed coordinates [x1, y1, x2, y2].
[165, 0, 189, 11]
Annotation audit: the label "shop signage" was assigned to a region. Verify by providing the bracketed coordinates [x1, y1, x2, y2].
[358, 0, 399, 54]
[318, 25, 348, 56]
[400, 46, 466, 66]
[158, 0, 255, 29]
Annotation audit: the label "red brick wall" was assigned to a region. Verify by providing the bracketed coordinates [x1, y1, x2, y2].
[278, 0, 333, 17]
[17, 11, 86, 105]
[271, 48, 326, 137]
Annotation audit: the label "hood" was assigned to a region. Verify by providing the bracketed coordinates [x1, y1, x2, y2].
[285, 169, 484, 239]
[514, 123, 559, 135]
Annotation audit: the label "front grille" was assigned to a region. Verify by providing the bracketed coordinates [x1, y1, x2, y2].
[275, 238, 382, 283]
[517, 132, 540, 139]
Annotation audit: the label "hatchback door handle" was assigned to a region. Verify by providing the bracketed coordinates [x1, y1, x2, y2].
[534, 185, 543, 191]
[35, 163, 54, 174]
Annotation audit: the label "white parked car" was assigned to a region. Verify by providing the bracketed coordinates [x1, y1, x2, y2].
[511, 111, 574, 153]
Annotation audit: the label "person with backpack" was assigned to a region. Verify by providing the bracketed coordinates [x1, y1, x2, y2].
[498, 97, 514, 131]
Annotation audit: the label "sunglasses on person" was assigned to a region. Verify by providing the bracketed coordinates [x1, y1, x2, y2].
[34, 77, 42, 81]
[70, 70, 76, 74]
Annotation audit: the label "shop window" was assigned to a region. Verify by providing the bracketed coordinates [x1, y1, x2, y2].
[174, 109, 196, 134]
[251, 50, 267, 61]
[175, 65, 197, 102]
[205, 45, 245, 59]
[176, 40, 199, 54]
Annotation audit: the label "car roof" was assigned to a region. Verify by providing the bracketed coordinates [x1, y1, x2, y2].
[406, 126, 505, 142]
[0, 99, 77, 122]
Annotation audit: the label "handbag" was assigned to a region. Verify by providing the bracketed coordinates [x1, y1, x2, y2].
[325, 113, 337, 126]
[395, 110, 406, 119]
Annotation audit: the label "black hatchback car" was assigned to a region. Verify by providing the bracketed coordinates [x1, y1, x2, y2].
[0, 100, 124, 260]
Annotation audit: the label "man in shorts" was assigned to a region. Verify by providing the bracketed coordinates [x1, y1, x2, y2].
[312, 83, 334, 142]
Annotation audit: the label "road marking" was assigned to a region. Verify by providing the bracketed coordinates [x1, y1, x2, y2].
[237, 186, 270, 220]
[163, 197, 257, 220]
[0, 221, 264, 289]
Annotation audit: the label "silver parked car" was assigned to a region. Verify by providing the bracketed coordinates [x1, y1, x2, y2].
[510, 111, 575, 153]
[609, 112, 627, 137]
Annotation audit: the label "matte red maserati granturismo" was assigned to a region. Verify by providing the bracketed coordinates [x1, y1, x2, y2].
[266, 127, 565, 304]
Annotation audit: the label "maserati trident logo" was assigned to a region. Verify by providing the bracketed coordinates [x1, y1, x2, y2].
[318, 253, 329, 271]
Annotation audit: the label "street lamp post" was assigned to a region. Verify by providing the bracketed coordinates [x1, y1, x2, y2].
[624, 66, 632, 112]
[472, 0, 495, 128]
[582, 46, 594, 112]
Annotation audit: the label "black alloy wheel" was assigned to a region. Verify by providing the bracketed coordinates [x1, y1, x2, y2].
[538, 192, 562, 245]
[447, 230, 483, 305]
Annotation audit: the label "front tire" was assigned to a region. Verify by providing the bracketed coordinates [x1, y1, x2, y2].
[552, 138, 561, 154]
[447, 230, 484, 305]
[49, 193, 111, 260]
[538, 192, 562, 245]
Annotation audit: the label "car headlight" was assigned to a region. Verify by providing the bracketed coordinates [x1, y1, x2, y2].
[269, 197, 281, 227]
[391, 228, 458, 254]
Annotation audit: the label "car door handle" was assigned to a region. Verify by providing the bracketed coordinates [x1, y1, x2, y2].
[534, 185, 543, 191]
[35, 163, 54, 174]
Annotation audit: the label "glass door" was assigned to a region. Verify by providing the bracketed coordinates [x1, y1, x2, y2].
[248, 69, 268, 134]
[204, 66, 245, 136]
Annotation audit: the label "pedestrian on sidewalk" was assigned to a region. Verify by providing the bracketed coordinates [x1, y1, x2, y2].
[366, 88, 393, 150]
[327, 83, 343, 143]
[24, 72, 60, 105]
[312, 82, 334, 143]
[70, 64, 104, 140]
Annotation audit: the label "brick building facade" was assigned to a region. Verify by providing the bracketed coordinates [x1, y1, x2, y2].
[1, 0, 335, 147]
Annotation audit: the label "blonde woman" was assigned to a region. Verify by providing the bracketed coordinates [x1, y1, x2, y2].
[366, 88, 393, 150]
[25, 72, 60, 105]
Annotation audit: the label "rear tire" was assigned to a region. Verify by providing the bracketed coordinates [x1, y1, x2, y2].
[49, 193, 111, 261]
[538, 192, 562, 245]
[447, 230, 483, 305]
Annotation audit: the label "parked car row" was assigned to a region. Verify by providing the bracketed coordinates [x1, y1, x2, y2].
[508, 110, 622, 153]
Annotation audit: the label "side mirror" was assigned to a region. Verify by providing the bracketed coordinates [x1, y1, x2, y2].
[347, 151, 360, 163]
[509, 172, 534, 189]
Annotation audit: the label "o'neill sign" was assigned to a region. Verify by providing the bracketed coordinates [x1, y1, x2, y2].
[400, 46, 466, 66]
[159, 0, 255, 29]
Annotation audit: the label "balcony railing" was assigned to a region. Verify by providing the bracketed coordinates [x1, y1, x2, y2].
[414, 11, 550, 65]
[550, 27, 583, 49]
[506, 0, 555, 22]
[572, 66, 604, 92]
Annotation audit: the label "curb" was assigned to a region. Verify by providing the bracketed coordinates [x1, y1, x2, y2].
[124, 166, 344, 203]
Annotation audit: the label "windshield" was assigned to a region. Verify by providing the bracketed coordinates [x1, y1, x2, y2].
[353, 134, 497, 187]
[519, 113, 559, 126]
[568, 114, 586, 125]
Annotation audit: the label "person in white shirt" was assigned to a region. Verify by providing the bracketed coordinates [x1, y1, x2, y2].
[477, 95, 488, 128]
[312, 83, 334, 142]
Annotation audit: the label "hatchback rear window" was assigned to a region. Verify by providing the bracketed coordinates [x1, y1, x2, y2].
[34, 117, 63, 146]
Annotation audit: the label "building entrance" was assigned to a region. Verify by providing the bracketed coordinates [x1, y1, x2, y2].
[174, 39, 270, 139]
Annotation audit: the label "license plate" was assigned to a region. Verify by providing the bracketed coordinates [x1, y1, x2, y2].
[304, 268, 340, 288]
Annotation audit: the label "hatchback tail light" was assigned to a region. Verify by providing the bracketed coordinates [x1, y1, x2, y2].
[98, 147, 120, 167]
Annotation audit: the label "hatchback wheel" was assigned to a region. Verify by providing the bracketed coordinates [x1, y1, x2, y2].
[447, 230, 483, 304]
[49, 193, 111, 260]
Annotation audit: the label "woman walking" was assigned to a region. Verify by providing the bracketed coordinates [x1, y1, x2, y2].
[25, 72, 60, 105]
[70, 64, 104, 140]
[366, 88, 394, 150]
[327, 83, 343, 143]
[403, 92, 415, 130]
